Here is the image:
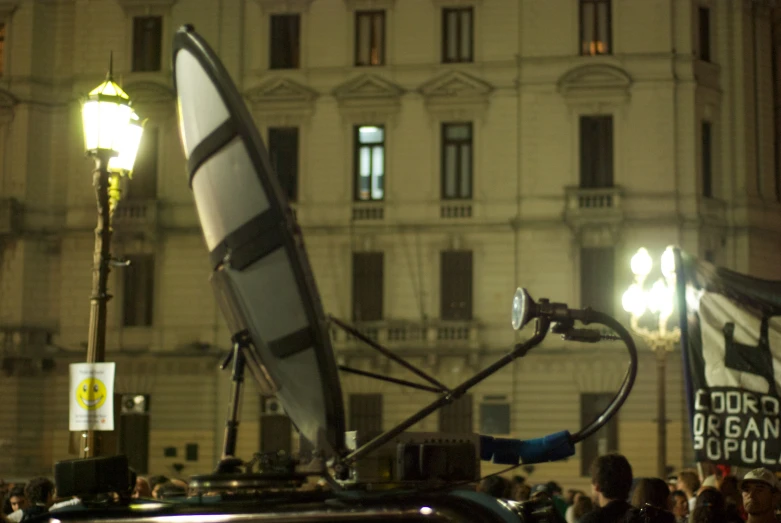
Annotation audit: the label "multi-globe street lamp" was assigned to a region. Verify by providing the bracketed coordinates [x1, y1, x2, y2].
[79, 61, 144, 458]
[621, 246, 681, 479]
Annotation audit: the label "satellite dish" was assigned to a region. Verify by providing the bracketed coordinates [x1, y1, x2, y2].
[172, 25, 345, 459]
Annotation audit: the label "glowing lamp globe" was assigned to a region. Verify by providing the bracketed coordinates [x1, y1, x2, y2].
[661, 246, 676, 279]
[82, 78, 133, 156]
[107, 111, 144, 174]
[622, 283, 647, 317]
[630, 248, 653, 277]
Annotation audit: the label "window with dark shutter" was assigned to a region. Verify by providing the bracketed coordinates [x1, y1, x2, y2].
[349, 393, 383, 435]
[580, 0, 611, 55]
[580, 393, 618, 476]
[132, 16, 162, 72]
[270, 14, 300, 69]
[702, 121, 713, 198]
[129, 127, 158, 199]
[480, 402, 510, 435]
[268, 127, 299, 201]
[439, 394, 473, 432]
[0, 24, 6, 76]
[352, 252, 383, 321]
[123, 255, 155, 327]
[580, 247, 614, 315]
[441, 123, 473, 200]
[355, 11, 385, 66]
[440, 250, 473, 321]
[442, 8, 473, 63]
[580, 115, 614, 188]
[698, 7, 711, 62]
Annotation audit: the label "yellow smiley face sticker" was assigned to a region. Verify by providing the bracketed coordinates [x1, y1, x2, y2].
[76, 377, 107, 410]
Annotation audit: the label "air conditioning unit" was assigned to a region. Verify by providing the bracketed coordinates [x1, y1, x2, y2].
[120, 394, 150, 415]
[262, 396, 285, 416]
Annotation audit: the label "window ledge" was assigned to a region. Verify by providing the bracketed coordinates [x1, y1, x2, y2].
[253, 0, 315, 14]
[343, 0, 395, 10]
[431, 0, 482, 6]
[115, 0, 177, 15]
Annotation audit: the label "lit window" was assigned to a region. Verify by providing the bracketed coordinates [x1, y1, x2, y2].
[355, 125, 385, 201]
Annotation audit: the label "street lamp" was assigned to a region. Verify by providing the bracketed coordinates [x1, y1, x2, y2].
[79, 59, 144, 458]
[622, 246, 680, 479]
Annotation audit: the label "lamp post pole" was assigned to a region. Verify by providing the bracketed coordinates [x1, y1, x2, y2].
[79, 61, 144, 458]
[623, 247, 680, 480]
[82, 150, 115, 458]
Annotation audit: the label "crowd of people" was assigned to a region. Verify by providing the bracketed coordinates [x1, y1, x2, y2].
[2, 454, 780, 523]
[0, 474, 188, 522]
[476, 453, 780, 523]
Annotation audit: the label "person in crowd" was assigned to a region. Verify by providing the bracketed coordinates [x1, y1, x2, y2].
[669, 490, 689, 523]
[5, 477, 54, 522]
[667, 476, 679, 494]
[512, 482, 531, 502]
[148, 476, 170, 499]
[572, 496, 594, 523]
[132, 477, 152, 499]
[629, 478, 675, 523]
[476, 476, 511, 498]
[691, 487, 727, 523]
[676, 469, 701, 513]
[3, 488, 25, 517]
[566, 491, 588, 523]
[719, 475, 746, 520]
[740, 468, 781, 523]
[579, 453, 634, 523]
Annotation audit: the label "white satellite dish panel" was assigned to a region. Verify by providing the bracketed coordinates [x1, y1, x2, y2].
[172, 25, 345, 458]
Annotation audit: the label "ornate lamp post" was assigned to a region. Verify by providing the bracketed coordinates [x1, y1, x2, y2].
[621, 246, 680, 478]
[79, 60, 144, 458]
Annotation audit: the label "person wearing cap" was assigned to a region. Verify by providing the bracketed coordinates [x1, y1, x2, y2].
[741, 468, 781, 523]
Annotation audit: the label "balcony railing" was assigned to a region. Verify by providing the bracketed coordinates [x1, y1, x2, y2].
[113, 199, 158, 233]
[352, 202, 384, 222]
[0, 326, 53, 355]
[331, 320, 479, 352]
[564, 186, 624, 226]
[440, 201, 473, 219]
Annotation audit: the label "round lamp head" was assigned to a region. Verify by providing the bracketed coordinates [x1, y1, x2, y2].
[622, 283, 647, 317]
[512, 287, 536, 331]
[81, 77, 133, 156]
[661, 246, 676, 279]
[630, 247, 653, 277]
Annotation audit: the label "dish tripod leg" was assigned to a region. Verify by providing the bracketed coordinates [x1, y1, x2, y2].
[219, 330, 252, 465]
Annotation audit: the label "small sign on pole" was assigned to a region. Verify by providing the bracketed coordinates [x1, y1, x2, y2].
[69, 362, 116, 431]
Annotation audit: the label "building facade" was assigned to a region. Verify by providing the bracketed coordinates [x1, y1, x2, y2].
[1, 0, 780, 490]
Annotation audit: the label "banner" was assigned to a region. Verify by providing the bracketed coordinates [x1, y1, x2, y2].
[69, 362, 116, 431]
[676, 250, 781, 469]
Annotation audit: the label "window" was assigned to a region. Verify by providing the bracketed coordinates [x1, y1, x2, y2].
[352, 252, 383, 322]
[270, 14, 300, 69]
[260, 397, 292, 454]
[439, 394, 473, 432]
[580, 0, 611, 55]
[132, 16, 162, 72]
[130, 127, 158, 199]
[354, 125, 385, 201]
[442, 8, 473, 63]
[702, 121, 713, 198]
[0, 24, 6, 76]
[355, 11, 385, 66]
[442, 123, 473, 199]
[349, 394, 383, 435]
[268, 127, 299, 201]
[580, 247, 614, 315]
[580, 393, 618, 476]
[123, 254, 155, 327]
[698, 7, 711, 62]
[580, 115, 614, 188]
[480, 401, 510, 435]
[440, 250, 473, 321]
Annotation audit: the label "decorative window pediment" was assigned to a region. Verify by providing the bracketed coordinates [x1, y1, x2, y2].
[430, 0, 482, 6]
[115, 0, 177, 15]
[253, 0, 315, 13]
[333, 74, 403, 119]
[124, 81, 175, 121]
[343, 0, 395, 10]
[245, 78, 318, 125]
[419, 70, 491, 119]
[558, 64, 632, 105]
